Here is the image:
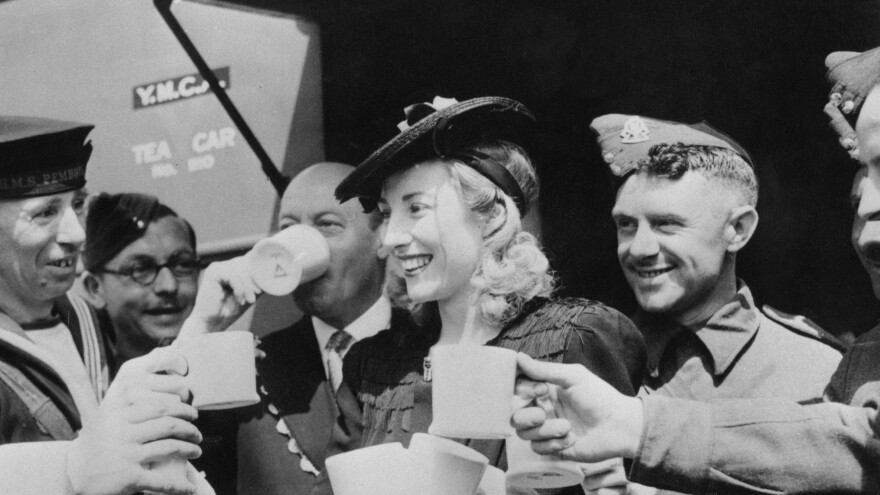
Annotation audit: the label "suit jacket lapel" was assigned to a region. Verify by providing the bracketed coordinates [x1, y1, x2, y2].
[257, 318, 335, 469]
[288, 378, 336, 468]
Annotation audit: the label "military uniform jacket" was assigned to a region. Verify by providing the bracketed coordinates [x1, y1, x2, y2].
[0, 292, 110, 494]
[637, 281, 844, 405]
[0, 293, 108, 444]
[625, 322, 880, 494]
[826, 321, 880, 406]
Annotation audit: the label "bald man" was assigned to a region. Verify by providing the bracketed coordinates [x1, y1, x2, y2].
[234, 162, 392, 495]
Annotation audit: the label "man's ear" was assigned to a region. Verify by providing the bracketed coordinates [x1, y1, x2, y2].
[725, 205, 759, 253]
[81, 272, 107, 309]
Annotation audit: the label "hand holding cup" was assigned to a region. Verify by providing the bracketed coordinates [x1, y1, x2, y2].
[178, 256, 260, 342]
[66, 347, 202, 495]
[511, 353, 644, 463]
[178, 225, 329, 342]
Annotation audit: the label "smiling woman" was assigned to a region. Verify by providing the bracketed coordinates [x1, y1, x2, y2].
[379, 143, 553, 335]
[333, 97, 646, 490]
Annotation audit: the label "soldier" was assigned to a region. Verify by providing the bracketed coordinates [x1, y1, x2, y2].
[82, 192, 199, 372]
[0, 116, 205, 494]
[596, 114, 843, 407]
[510, 47, 880, 493]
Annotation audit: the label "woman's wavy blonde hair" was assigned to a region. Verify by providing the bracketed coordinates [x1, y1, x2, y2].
[386, 139, 555, 328]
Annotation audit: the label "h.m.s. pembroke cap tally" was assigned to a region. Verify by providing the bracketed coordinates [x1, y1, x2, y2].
[824, 46, 880, 160]
[334, 96, 536, 214]
[589, 114, 753, 180]
[0, 116, 93, 199]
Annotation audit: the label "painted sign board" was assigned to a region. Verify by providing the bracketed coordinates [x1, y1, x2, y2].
[0, 0, 324, 255]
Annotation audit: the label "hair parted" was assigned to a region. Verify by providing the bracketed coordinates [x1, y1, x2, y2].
[386, 139, 555, 327]
[637, 143, 758, 206]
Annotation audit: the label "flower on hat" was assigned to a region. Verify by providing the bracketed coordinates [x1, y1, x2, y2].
[620, 116, 651, 144]
[397, 96, 459, 132]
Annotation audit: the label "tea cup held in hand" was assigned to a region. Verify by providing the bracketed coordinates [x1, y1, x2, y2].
[179, 331, 260, 410]
[247, 224, 330, 296]
[505, 426, 585, 488]
[476, 465, 506, 495]
[326, 442, 415, 495]
[428, 345, 518, 439]
[408, 433, 488, 495]
[143, 457, 189, 495]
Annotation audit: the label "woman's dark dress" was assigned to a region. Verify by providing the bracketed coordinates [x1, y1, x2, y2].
[341, 297, 646, 494]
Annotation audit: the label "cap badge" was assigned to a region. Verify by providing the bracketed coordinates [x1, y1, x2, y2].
[620, 116, 650, 144]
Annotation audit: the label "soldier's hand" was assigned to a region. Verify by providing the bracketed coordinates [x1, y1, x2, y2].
[511, 353, 644, 463]
[581, 458, 628, 495]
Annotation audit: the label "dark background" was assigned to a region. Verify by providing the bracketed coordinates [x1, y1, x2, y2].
[230, 0, 880, 339]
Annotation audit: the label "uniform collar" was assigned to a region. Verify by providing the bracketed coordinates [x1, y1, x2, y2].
[638, 280, 760, 377]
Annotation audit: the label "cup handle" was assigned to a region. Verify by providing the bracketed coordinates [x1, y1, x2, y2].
[534, 383, 559, 419]
[534, 384, 564, 461]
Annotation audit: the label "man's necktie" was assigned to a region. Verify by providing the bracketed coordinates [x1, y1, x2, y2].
[326, 330, 353, 392]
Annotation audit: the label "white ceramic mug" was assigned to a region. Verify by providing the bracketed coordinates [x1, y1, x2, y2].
[475, 465, 506, 495]
[144, 458, 188, 495]
[179, 331, 259, 410]
[428, 345, 518, 439]
[326, 442, 415, 495]
[505, 433, 585, 488]
[246, 224, 330, 296]
[408, 433, 488, 495]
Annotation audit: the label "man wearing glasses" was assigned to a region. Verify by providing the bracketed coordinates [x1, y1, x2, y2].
[81, 192, 200, 373]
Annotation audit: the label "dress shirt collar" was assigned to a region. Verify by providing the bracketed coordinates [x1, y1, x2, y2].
[312, 295, 392, 353]
[637, 279, 760, 377]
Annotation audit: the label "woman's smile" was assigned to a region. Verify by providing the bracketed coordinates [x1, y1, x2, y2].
[398, 254, 433, 275]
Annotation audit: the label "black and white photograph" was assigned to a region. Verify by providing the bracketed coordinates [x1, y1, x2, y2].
[0, 0, 878, 493]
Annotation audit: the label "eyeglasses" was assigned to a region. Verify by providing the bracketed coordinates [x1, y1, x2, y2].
[98, 255, 202, 286]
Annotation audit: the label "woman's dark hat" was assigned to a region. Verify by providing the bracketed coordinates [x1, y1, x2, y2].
[0, 116, 93, 199]
[335, 96, 536, 212]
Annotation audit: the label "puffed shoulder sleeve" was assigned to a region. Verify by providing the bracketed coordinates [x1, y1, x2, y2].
[563, 303, 646, 396]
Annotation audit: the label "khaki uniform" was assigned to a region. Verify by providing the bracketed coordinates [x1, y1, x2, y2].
[637, 281, 844, 406]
